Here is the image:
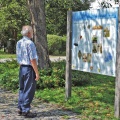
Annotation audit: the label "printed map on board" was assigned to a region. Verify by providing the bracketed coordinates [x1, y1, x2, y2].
[72, 8, 118, 76]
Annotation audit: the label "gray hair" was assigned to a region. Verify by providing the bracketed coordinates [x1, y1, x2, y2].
[21, 25, 33, 36]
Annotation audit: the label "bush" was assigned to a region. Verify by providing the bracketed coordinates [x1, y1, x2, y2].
[0, 60, 92, 90]
[36, 60, 66, 89]
[47, 34, 66, 55]
[72, 70, 92, 86]
[0, 60, 19, 90]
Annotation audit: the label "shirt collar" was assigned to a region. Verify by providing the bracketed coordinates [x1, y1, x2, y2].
[23, 36, 30, 40]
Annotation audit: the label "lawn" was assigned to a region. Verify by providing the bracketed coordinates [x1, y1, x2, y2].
[35, 74, 117, 120]
[0, 51, 16, 59]
[0, 54, 16, 59]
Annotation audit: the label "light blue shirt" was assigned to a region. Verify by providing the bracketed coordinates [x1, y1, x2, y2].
[16, 36, 38, 65]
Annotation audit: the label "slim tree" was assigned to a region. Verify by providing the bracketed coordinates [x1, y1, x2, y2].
[27, 0, 51, 69]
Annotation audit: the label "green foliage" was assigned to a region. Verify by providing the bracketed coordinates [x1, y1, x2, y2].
[37, 60, 66, 89]
[72, 70, 92, 86]
[0, 54, 16, 59]
[0, 50, 16, 58]
[0, 60, 19, 90]
[45, 0, 90, 36]
[35, 75, 116, 119]
[47, 34, 66, 55]
[0, 0, 90, 51]
[0, 59, 92, 90]
[0, 60, 65, 90]
[0, 0, 30, 44]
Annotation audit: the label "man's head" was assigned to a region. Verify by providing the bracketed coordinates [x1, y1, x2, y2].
[21, 25, 33, 39]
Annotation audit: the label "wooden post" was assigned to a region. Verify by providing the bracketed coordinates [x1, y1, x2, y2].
[115, 7, 120, 118]
[65, 11, 72, 100]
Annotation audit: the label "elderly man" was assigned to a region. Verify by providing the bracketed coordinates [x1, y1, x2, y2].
[16, 25, 39, 118]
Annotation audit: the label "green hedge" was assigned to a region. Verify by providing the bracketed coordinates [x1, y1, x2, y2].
[47, 34, 66, 55]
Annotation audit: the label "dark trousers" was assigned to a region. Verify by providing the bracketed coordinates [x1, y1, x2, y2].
[18, 65, 36, 113]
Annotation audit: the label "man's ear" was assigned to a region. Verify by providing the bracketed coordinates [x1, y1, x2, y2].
[28, 31, 31, 37]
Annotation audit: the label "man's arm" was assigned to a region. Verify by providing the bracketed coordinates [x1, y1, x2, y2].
[30, 59, 40, 81]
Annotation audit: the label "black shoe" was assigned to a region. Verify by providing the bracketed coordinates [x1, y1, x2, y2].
[18, 109, 22, 116]
[22, 111, 37, 118]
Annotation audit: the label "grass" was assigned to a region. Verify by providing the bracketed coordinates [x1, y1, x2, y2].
[0, 51, 16, 59]
[35, 74, 117, 120]
[0, 54, 16, 59]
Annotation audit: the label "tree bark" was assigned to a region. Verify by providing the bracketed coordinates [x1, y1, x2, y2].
[27, 0, 51, 69]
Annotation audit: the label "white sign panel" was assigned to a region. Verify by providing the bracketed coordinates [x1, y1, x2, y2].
[72, 8, 118, 76]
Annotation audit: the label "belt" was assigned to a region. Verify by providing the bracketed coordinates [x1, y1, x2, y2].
[20, 64, 32, 67]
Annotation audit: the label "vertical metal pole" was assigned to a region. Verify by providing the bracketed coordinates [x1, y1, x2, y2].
[115, 7, 120, 118]
[65, 11, 72, 100]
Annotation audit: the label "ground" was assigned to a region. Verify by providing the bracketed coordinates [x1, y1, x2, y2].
[0, 88, 81, 120]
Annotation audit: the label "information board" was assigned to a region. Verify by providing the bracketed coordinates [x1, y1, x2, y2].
[72, 8, 118, 76]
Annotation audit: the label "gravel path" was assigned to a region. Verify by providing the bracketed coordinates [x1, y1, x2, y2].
[0, 89, 81, 120]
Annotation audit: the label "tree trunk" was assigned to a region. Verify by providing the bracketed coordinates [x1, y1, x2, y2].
[27, 0, 51, 69]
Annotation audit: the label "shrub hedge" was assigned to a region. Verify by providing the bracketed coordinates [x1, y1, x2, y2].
[47, 34, 66, 55]
[0, 60, 91, 90]
[0, 60, 19, 90]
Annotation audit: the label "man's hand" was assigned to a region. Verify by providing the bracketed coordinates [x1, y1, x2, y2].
[30, 59, 40, 81]
[35, 73, 40, 81]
